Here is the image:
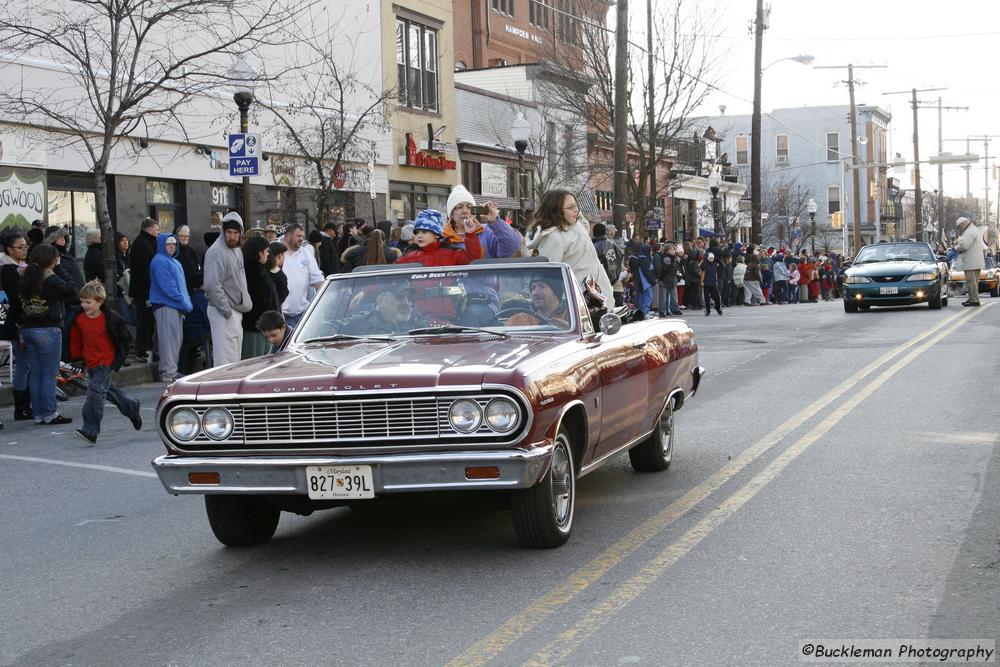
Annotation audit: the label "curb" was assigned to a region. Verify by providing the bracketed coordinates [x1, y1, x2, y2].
[0, 363, 160, 406]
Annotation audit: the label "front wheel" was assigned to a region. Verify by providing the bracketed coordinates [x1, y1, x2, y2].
[511, 428, 575, 548]
[928, 290, 943, 310]
[629, 399, 675, 472]
[991, 283, 999, 298]
[205, 495, 281, 547]
[844, 300, 859, 313]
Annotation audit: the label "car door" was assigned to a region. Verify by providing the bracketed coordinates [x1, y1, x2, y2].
[587, 324, 650, 462]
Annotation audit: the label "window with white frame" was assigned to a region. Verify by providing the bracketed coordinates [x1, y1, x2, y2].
[396, 17, 438, 113]
[775, 134, 789, 164]
[828, 186, 841, 215]
[826, 132, 839, 162]
[735, 135, 749, 165]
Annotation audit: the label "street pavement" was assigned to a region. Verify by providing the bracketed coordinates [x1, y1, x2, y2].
[1, 299, 998, 666]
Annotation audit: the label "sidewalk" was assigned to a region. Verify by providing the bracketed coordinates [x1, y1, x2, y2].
[0, 362, 160, 406]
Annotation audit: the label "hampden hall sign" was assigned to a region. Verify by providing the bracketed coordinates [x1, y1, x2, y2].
[401, 133, 456, 171]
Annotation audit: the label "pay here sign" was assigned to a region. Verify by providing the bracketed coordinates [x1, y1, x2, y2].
[228, 133, 260, 177]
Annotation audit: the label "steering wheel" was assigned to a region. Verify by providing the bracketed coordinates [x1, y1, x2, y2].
[495, 307, 551, 325]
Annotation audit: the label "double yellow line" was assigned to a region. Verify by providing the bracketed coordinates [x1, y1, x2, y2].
[449, 304, 990, 667]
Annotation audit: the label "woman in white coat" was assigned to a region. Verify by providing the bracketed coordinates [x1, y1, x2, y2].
[525, 189, 615, 300]
[952, 216, 986, 306]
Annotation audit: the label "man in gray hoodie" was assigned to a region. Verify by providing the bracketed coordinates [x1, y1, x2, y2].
[203, 212, 252, 366]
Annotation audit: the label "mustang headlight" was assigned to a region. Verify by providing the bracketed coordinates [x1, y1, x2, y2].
[449, 399, 482, 433]
[201, 407, 235, 440]
[843, 275, 871, 284]
[906, 272, 938, 281]
[168, 408, 200, 442]
[485, 398, 519, 433]
[987, 271, 996, 280]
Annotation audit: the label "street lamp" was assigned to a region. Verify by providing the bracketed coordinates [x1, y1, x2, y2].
[708, 170, 722, 236]
[807, 197, 818, 253]
[227, 56, 257, 226]
[510, 113, 531, 227]
[751, 52, 815, 246]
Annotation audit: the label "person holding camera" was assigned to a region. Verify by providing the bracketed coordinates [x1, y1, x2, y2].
[443, 185, 521, 259]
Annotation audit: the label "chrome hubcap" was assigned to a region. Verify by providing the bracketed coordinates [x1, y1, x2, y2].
[550, 440, 573, 527]
[659, 404, 674, 459]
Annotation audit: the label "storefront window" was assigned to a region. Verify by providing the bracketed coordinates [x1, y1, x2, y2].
[146, 179, 183, 230]
[48, 189, 97, 258]
[389, 183, 448, 223]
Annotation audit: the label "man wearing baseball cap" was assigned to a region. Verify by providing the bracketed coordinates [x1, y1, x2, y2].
[341, 280, 425, 335]
[507, 273, 570, 327]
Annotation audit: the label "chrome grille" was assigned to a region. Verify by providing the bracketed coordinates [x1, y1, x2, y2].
[170, 394, 522, 448]
[241, 397, 440, 444]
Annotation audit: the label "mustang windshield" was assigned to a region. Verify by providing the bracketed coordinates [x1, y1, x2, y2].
[855, 243, 935, 264]
[295, 266, 575, 340]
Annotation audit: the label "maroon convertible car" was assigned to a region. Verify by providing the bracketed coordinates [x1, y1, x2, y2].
[152, 260, 703, 548]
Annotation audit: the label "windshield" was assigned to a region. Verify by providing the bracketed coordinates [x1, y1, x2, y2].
[854, 243, 934, 264]
[294, 266, 576, 340]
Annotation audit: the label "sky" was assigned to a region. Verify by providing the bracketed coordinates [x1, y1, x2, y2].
[672, 0, 1000, 205]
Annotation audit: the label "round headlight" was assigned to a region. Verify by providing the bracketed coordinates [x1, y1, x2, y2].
[202, 407, 235, 441]
[449, 399, 482, 433]
[168, 408, 200, 442]
[485, 398, 519, 433]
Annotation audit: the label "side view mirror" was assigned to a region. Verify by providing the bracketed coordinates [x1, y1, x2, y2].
[599, 312, 622, 336]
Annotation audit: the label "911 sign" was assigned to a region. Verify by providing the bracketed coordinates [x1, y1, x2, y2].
[228, 133, 260, 177]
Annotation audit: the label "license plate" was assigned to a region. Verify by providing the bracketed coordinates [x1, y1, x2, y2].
[306, 465, 375, 500]
[879, 286, 898, 295]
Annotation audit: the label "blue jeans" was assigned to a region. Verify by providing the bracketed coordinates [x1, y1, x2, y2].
[658, 283, 678, 314]
[21, 327, 62, 422]
[82, 365, 140, 437]
[636, 287, 653, 315]
[284, 311, 303, 330]
[788, 283, 799, 303]
[11, 339, 29, 391]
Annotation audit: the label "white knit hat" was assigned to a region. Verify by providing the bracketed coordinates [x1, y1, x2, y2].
[446, 184, 476, 220]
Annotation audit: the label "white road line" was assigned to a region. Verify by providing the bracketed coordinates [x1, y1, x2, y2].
[0, 454, 157, 478]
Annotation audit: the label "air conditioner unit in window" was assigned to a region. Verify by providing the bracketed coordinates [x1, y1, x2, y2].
[776, 155, 788, 165]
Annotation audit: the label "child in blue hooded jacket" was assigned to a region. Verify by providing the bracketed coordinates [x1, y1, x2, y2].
[149, 233, 192, 382]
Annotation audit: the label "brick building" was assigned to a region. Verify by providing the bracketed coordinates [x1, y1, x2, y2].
[453, 0, 610, 70]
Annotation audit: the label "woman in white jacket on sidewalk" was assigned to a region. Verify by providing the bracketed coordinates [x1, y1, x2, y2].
[525, 189, 615, 300]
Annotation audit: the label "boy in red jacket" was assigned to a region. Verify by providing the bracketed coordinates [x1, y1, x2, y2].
[394, 209, 481, 322]
[395, 209, 481, 267]
[69, 280, 142, 444]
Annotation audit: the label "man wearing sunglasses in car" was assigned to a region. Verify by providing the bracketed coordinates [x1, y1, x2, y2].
[341, 281, 427, 335]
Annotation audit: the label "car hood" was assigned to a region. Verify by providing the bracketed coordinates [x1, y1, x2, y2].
[171, 336, 569, 398]
[847, 260, 936, 277]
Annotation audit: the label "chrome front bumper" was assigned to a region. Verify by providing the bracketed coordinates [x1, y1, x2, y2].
[151, 446, 554, 496]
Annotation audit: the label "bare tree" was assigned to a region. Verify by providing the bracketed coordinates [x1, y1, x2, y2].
[0, 0, 313, 302]
[536, 0, 723, 237]
[259, 30, 392, 231]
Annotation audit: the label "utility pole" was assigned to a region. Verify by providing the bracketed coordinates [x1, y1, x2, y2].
[612, 0, 629, 236]
[884, 86, 946, 242]
[646, 0, 656, 224]
[915, 98, 967, 244]
[945, 134, 1000, 236]
[750, 0, 765, 246]
[816, 63, 886, 254]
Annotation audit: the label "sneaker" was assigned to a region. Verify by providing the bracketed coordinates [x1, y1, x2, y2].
[45, 414, 72, 425]
[75, 429, 97, 445]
